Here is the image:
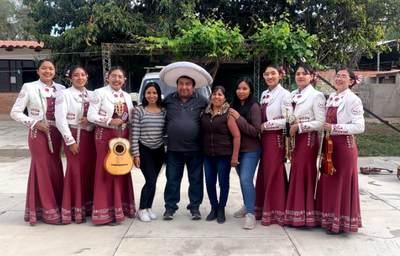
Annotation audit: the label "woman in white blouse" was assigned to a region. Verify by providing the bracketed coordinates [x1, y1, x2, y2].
[87, 66, 136, 225]
[55, 65, 96, 224]
[10, 59, 65, 225]
[284, 64, 326, 227]
[254, 65, 291, 227]
[315, 67, 364, 235]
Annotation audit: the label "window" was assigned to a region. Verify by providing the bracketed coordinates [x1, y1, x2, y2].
[378, 76, 396, 84]
[0, 60, 35, 92]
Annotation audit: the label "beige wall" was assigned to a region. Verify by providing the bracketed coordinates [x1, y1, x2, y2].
[0, 48, 51, 60]
[369, 83, 400, 117]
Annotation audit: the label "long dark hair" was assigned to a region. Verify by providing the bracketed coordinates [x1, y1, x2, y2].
[141, 81, 163, 107]
[109, 66, 126, 77]
[37, 59, 55, 69]
[211, 85, 227, 99]
[69, 65, 86, 77]
[265, 64, 282, 75]
[336, 67, 356, 89]
[295, 64, 315, 84]
[232, 77, 256, 122]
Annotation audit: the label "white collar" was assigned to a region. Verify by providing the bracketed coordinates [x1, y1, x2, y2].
[268, 84, 281, 95]
[294, 84, 311, 95]
[336, 88, 349, 97]
[38, 79, 55, 89]
[107, 84, 122, 94]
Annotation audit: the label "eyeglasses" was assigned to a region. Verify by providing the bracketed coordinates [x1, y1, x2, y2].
[334, 74, 349, 79]
[110, 74, 125, 80]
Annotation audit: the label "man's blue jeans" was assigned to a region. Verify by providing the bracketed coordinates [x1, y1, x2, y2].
[203, 155, 231, 207]
[164, 150, 204, 211]
[235, 150, 262, 214]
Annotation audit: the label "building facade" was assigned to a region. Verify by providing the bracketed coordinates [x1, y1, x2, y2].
[0, 41, 50, 120]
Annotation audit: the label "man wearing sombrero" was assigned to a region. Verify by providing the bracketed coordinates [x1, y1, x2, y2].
[160, 61, 212, 220]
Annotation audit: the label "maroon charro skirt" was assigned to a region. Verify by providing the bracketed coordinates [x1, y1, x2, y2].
[284, 131, 319, 226]
[25, 125, 63, 225]
[61, 128, 96, 224]
[91, 126, 136, 225]
[255, 130, 288, 226]
[315, 134, 362, 233]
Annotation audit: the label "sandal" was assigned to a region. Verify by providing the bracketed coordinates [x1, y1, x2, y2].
[326, 228, 345, 235]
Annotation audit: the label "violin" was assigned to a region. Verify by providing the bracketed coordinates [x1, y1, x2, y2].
[318, 114, 336, 176]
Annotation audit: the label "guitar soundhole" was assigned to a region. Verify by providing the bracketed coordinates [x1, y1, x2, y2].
[115, 144, 125, 154]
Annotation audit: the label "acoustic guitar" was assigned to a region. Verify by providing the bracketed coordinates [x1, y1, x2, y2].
[104, 102, 133, 175]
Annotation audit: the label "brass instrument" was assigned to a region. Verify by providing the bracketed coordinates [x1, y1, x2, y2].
[38, 89, 54, 153]
[282, 108, 296, 164]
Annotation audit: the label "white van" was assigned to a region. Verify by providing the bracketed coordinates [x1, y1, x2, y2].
[131, 69, 211, 105]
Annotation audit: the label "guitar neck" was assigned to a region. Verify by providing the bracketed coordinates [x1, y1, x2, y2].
[118, 114, 123, 138]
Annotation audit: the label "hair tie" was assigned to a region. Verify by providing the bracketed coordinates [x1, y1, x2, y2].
[105, 71, 109, 78]
[312, 71, 319, 84]
[353, 74, 362, 86]
[66, 70, 70, 80]
[280, 67, 286, 78]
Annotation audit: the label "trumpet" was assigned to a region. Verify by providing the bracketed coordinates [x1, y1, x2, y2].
[282, 108, 296, 164]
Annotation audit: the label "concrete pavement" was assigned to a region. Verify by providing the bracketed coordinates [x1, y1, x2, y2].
[1, 121, 400, 256]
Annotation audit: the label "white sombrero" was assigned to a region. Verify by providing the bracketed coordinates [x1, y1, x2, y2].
[159, 61, 213, 88]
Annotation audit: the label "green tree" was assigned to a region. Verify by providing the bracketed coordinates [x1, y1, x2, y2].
[293, 0, 400, 68]
[140, 14, 246, 82]
[0, 0, 35, 40]
[22, 0, 400, 77]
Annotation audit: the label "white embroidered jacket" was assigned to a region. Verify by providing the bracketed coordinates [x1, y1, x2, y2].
[327, 89, 365, 135]
[260, 84, 292, 130]
[87, 85, 133, 127]
[291, 85, 326, 134]
[55, 87, 96, 146]
[10, 80, 66, 129]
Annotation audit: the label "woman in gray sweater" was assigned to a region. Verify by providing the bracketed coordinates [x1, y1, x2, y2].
[132, 82, 166, 222]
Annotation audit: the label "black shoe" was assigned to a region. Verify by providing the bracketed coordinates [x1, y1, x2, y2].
[326, 228, 345, 235]
[206, 206, 218, 221]
[163, 208, 176, 220]
[190, 206, 201, 220]
[44, 221, 64, 225]
[217, 206, 226, 224]
[106, 219, 116, 226]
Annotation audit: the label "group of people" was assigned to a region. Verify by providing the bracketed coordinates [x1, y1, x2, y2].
[11, 60, 364, 235]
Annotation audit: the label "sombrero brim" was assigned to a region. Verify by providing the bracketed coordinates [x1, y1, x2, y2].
[159, 61, 213, 88]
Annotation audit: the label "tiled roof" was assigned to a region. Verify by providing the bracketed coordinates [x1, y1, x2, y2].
[0, 41, 46, 49]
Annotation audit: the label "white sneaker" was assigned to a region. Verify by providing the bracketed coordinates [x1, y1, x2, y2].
[243, 213, 256, 229]
[138, 209, 151, 222]
[234, 205, 246, 218]
[146, 208, 157, 220]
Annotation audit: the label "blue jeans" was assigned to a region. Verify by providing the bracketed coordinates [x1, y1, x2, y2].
[235, 150, 262, 214]
[164, 150, 204, 211]
[203, 155, 231, 207]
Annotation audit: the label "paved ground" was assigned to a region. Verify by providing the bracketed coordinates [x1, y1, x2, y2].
[1, 121, 400, 256]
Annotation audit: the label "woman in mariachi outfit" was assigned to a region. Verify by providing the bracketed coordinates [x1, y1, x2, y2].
[201, 86, 241, 224]
[87, 66, 136, 225]
[229, 77, 262, 230]
[132, 82, 166, 222]
[315, 68, 364, 235]
[55, 65, 96, 224]
[284, 64, 326, 227]
[254, 65, 291, 226]
[10, 59, 65, 225]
